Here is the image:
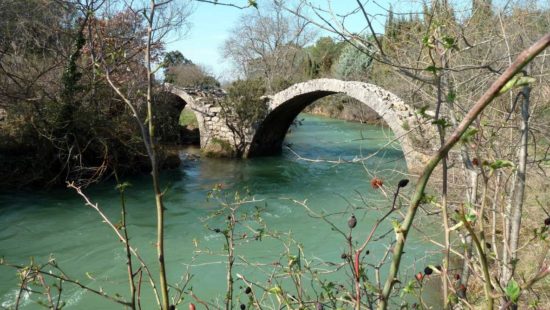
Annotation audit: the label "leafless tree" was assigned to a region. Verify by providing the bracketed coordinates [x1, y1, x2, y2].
[280, 0, 550, 309]
[222, 0, 316, 91]
[91, 1, 193, 308]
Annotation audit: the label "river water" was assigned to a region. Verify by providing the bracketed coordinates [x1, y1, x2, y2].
[0, 114, 439, 309]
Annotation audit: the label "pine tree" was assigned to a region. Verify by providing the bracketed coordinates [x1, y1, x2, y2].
[385, 5, 395, 38]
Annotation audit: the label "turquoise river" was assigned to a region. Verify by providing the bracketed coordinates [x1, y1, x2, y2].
[0, 114, 440, 309]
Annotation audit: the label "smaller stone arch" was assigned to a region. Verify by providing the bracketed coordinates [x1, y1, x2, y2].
[163, 84, 209, 147]
[247, 79, 436, 172]
[164, 84, 241, 156]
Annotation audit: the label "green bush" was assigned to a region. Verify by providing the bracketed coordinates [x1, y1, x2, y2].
[179, 109, 199, 128]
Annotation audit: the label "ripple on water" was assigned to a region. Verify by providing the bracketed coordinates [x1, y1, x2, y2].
[0, 114, 431, 308]
[1, 289, 31, 309]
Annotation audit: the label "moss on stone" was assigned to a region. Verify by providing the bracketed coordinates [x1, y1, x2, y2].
[202, 138, 235, 158]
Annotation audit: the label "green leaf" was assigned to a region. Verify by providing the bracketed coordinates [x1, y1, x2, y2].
[287, 254, 297, 268]
[465, 212, 477, 223]
[391, 219, 402, 232]
[498, 75, 536, 95]
[431, 118, 451, 128]
[465, 203, 477, 223]
[268, 286, 282, 295]
[505, 279, 521, 303]
[425, 65, 440, 74]
[442, 36, 457, 49]
[460, 128, 478, 143]
[420, 194, 436, 204]
[422, 35, 435, 48]
[323, 281, 335, 290]
[400, 280, 415, 297]
[486, 159, 514, 170]
[248, 0, 258, 8]
[115, 182, 132, 191]
[446, 91, 456, 103]
[416, 105, 430, 117]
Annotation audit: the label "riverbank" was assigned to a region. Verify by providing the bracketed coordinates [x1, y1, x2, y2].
[304, 95, 387, 125]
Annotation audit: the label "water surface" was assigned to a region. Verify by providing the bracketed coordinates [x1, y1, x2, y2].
[0, 114, 438, 309]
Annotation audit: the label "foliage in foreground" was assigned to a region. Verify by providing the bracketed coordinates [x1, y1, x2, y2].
[2, 1, 550, 310]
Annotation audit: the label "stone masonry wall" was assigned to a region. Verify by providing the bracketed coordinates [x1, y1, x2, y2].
[166, 79, 437, 173]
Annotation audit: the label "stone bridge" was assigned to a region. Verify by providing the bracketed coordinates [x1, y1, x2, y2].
[164, 79, 436, 172]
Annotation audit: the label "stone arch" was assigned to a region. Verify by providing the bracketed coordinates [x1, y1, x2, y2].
[163, 84, 208, 147]
[247, 79, 436, 172]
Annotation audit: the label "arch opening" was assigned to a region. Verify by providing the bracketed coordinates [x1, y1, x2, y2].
[304, 94, 386, 125]
[153, 91, 202, 146]
[248, 91, 337, 156]
[179, 108, 200, 145]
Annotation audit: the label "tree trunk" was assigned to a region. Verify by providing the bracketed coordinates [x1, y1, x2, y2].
[503, 84, 530, 287]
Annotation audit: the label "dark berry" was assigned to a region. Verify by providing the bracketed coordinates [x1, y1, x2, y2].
[348, 215, 357, 229]
[454, 273, 461, 281]
[341, 253, 348, 259]
[240, 304, 246, 310]
[545, 217, 550, 226]
[366, 250, 370, 255]
[214, 228, 221, 233]
[398, 179, 410, 188]
[245, 286, 252, 294]
[424, 266, 433, 275]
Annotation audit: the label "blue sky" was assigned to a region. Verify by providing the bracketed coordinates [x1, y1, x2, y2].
[166, 0, 403, 81]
